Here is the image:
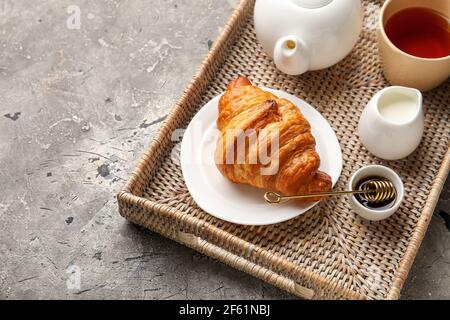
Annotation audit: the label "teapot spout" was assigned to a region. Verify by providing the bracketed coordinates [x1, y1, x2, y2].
[273, 36, 309, 75]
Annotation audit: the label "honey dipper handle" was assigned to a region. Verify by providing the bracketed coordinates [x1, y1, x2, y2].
[264, 190, 367, 204]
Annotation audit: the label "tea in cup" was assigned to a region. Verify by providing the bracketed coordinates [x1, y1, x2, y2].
[378, 0, 450, 91]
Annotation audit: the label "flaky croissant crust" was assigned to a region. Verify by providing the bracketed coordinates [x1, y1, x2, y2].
[214, 76, 332, 198]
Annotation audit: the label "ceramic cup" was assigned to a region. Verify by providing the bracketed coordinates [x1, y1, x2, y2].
[378, 0, 450, 91]
[348, 165, 404, 221]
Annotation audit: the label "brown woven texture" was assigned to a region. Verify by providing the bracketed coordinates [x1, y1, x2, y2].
[118, 0, 450, 300]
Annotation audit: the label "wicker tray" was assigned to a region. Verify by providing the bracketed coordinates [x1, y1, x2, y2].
[118, 0, 450, 299]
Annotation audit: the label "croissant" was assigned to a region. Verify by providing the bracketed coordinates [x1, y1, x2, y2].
[214, 76, 332, 199]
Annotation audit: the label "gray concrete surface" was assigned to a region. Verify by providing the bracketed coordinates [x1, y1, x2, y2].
[0, 0, 449, 300]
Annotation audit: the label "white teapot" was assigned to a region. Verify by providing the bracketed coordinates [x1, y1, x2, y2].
[254, 0, 363, 75]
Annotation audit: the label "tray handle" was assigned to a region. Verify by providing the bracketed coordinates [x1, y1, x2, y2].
[175, 230, 315, 299]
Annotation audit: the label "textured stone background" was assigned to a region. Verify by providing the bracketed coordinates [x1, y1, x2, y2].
[0, 0, 449, 299]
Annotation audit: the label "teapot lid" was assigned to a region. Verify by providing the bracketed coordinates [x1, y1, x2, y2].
[291, 0, 332, 9]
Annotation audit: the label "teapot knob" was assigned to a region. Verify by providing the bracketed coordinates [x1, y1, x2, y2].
[273, 36, 310, 76]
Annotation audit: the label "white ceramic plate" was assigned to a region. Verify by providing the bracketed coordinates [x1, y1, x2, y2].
[180, 88, 342, 225]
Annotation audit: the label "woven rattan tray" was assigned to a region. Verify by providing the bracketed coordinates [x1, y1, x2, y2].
[118, 0, 450, 299]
